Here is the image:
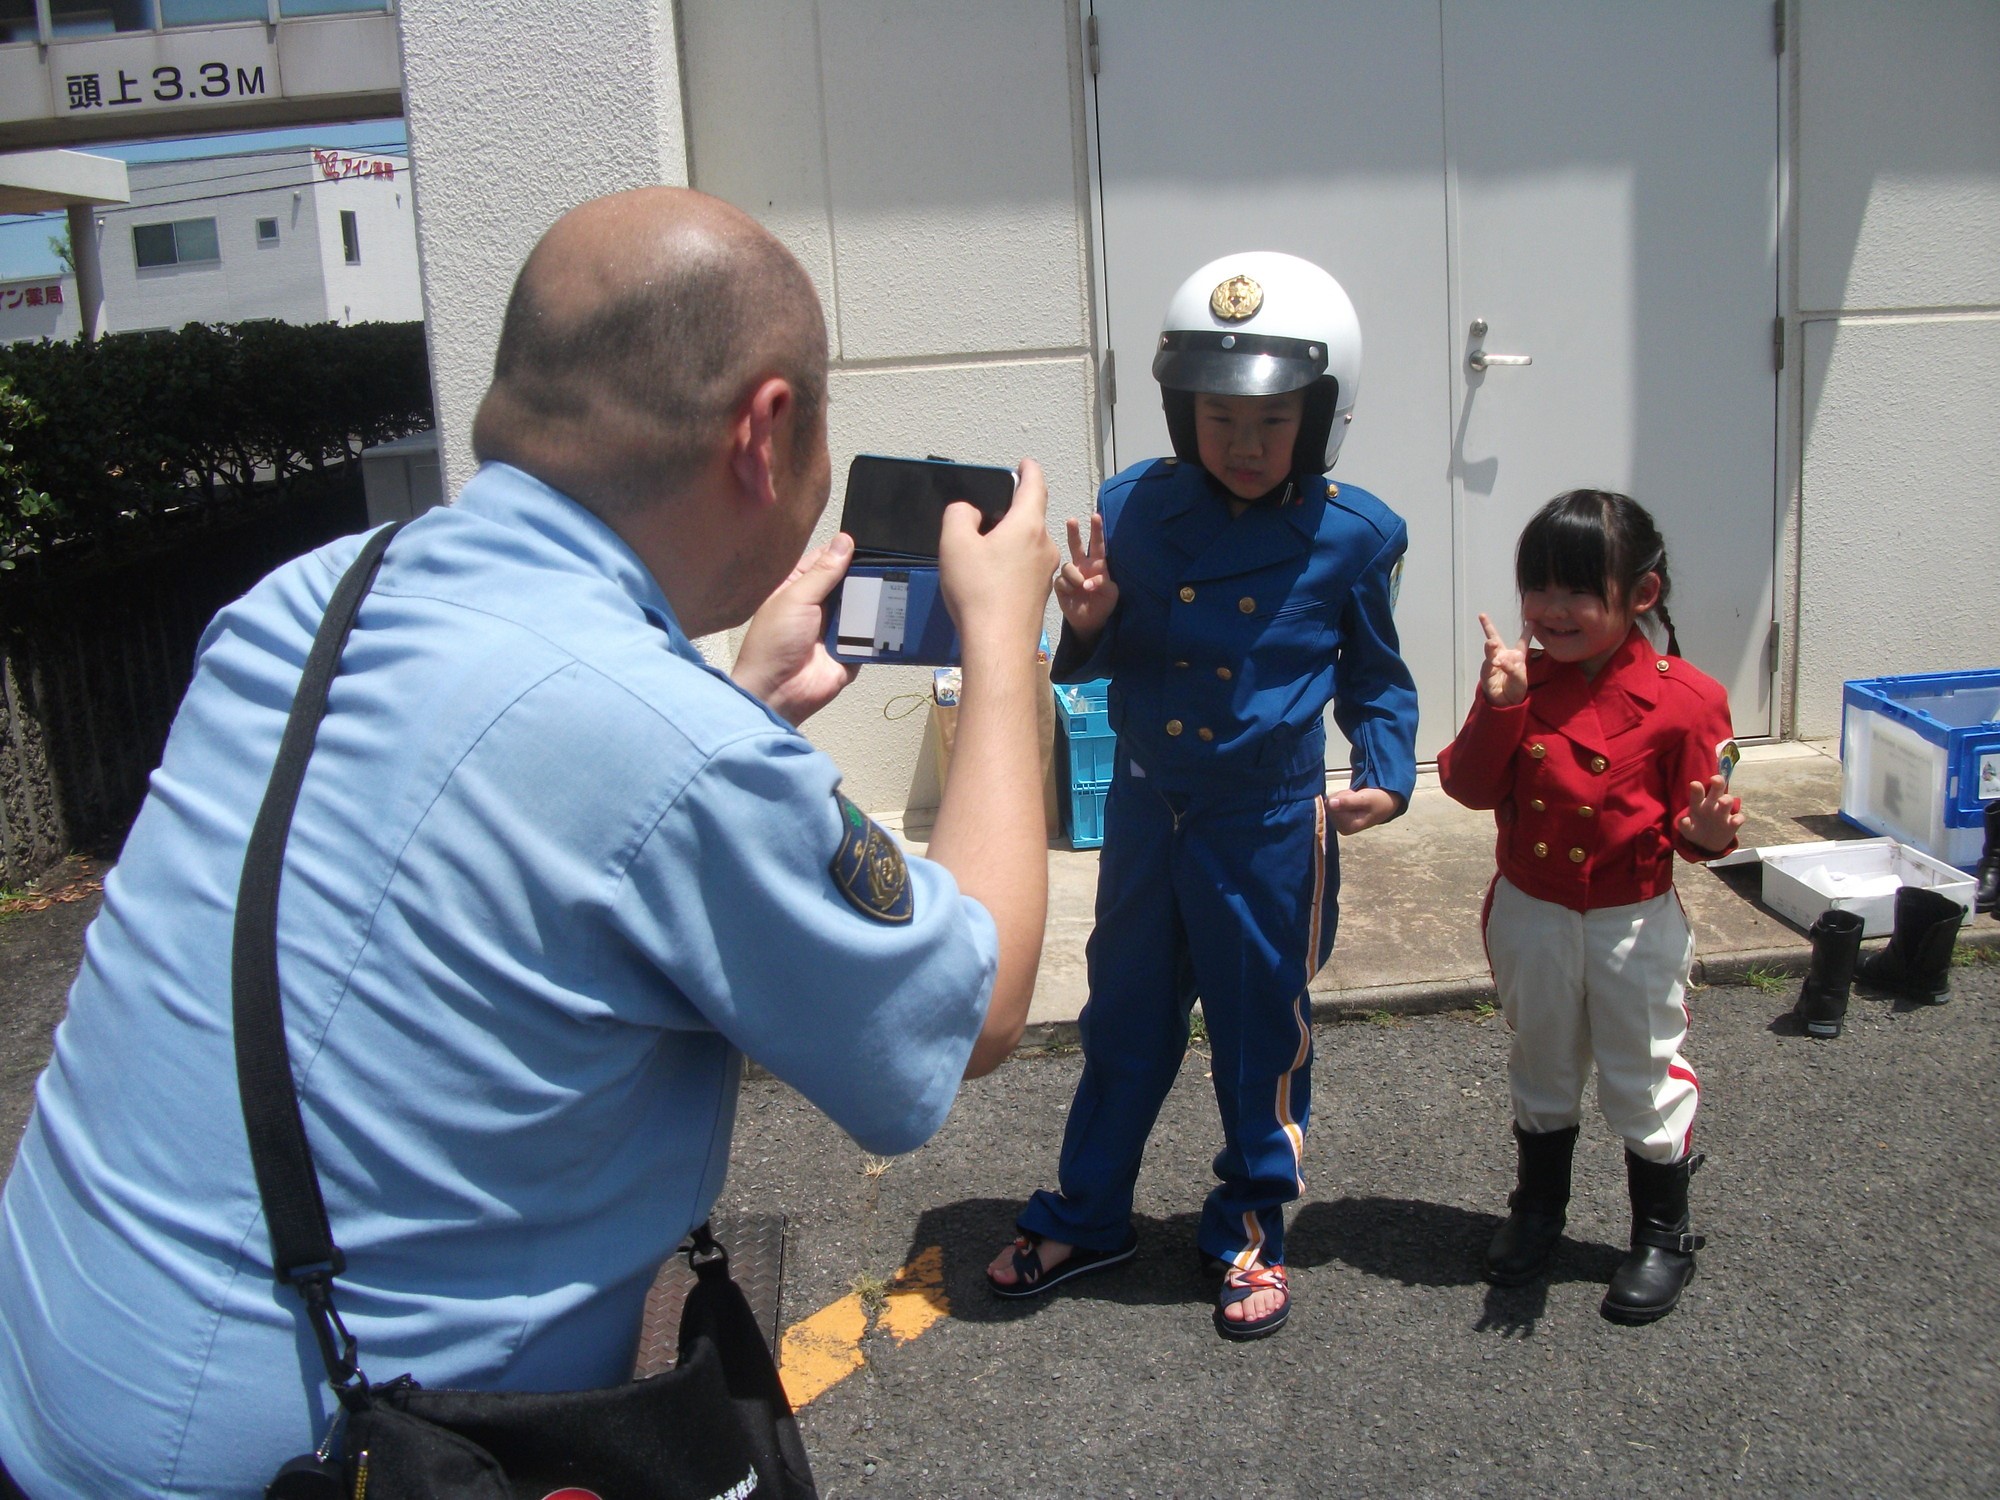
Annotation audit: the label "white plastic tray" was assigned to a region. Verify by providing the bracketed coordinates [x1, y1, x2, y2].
[1712, 837, 1976, 938]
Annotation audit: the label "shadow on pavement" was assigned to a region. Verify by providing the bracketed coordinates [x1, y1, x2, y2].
[893, 1192, 1629, 1341]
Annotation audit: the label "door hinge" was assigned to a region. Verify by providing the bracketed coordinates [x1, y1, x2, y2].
[1773, 2, 1786, 55]
[1772, 316, 1785, 371]
[1768, 619, 1782, 671]
[1102, 347, 1116, 406]
[1087, 15, 1100, 76]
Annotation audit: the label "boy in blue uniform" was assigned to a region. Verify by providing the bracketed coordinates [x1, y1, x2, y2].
[987, 252, 1418, 1339]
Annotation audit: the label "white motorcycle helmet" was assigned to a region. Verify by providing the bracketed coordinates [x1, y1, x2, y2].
[1152, 250, 1363, 474]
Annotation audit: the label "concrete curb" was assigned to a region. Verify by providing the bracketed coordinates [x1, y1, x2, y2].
[1010, 921, 2000, 1054]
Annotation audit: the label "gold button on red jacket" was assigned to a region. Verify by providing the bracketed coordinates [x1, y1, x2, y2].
[1437, 631, 1737, 913]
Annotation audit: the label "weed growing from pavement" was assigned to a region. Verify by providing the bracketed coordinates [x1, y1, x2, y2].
[852, 1272, 890, 1318]
[1951, 942, 1998, 967]
[1187, 1008, 1208, 1045]
[860, 1156, 891, 1180]
[1467, 998, 1499, 1021]
[1360, 1009, 1404, 1027]
[1744, 966, 1790, 994]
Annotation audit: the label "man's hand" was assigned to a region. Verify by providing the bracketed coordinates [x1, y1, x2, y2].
[1478, 613, 1530, 707]
[1053, 513, 1118, 647]
[732, 532, 860, 726]
[1325, 787, 1400, 836]
[1678, 775, 1744, 853]
[937, 459, 1060, 660]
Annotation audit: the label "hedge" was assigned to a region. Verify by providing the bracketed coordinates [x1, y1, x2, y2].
[0, 319, 432, 562]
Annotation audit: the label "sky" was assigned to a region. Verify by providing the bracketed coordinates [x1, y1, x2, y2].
[1, 118, 407, 280]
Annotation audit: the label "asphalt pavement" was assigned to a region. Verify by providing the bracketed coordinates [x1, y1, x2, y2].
[3, 741, 1998, 1496]
[737, 963, 2000, 1499]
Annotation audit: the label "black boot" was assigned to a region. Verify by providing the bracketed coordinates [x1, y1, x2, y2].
[1794, 908, 1864, 1038]
[1602, 1150, 1704, 1325]
[1857, 885, 1967, 1004]
[1975, 800, 2000, 915]
[1485, 1123, 1578, 1286]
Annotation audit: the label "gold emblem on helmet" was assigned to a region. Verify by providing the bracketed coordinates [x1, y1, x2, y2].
[1209, 275, 1263, 322]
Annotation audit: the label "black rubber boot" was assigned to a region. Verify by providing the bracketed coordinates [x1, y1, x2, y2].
[1975, 800, 2000, 915]
[1857, 884, 1967, 1004]
[1484, 1123, 1579, 1286]
[1602, 1150, 1705, 1325]
[1794, 908, 1865, 1038]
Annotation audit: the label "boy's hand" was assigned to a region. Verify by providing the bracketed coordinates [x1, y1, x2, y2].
[1678, 775, 1744, 853]
[1054, 513, 1119, 643]
[1325, 787, 1399, 836]
[1478, 613, 1530, 706]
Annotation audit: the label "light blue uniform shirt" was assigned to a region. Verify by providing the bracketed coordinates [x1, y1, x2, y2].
[0, 464, 996, 1498]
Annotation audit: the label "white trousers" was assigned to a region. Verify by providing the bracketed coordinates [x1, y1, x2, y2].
[1483, 877, 1700, 1164]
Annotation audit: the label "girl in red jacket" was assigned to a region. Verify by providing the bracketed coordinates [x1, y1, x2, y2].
[1438, 490, 1743, 1324]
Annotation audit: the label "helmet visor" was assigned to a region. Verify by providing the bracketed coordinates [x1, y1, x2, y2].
[1152, 330, 1330, 398]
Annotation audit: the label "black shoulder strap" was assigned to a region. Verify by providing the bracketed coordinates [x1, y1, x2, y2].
[231, 522, 403, 1385]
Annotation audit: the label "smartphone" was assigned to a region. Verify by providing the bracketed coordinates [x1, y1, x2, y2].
[824, 455, 1017, 665]
[837, 455, 1017, 560]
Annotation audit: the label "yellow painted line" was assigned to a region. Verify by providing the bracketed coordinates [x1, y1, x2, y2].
[778, 1292, 868, 1408]
[777, 1245, 951, 1409]
[878, 1243, 949, 1344]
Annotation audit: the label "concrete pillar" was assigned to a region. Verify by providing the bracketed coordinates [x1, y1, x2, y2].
[65, 202, 107, 343]
[394, 1, 690, 496]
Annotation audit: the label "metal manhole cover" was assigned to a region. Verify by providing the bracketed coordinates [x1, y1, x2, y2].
[633, 1211, 787, 1379]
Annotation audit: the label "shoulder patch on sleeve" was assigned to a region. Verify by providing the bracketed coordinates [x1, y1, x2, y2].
[1716, 738, 1741, 786]
[830, 791, 914, 924]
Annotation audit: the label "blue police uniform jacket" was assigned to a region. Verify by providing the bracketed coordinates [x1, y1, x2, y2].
[0, 463, 997, 1498]
[1054, 458, 1418, 803]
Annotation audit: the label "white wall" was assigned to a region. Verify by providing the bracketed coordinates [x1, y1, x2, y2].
[682, 0, 1097, 815]
[395, 0, 690, 494]
[1791, 0, 2000, 737]
[315, 164, 424, 324]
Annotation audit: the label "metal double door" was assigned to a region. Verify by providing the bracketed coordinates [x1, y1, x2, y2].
[1088, 0, 1779, 755]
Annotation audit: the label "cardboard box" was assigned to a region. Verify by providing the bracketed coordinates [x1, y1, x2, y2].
[930, 660, 1061, 840]
[1716, 837, 1975, 938]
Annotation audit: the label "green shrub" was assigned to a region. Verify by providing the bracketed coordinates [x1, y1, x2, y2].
[0, 320, 431, 560]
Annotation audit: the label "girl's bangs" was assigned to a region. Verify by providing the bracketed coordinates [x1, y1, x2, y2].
[1516, 506, 1613, 597]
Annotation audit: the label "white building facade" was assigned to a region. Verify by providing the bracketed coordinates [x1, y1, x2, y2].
[85, 145, 420, 334]
[388, 0, 1998, 820]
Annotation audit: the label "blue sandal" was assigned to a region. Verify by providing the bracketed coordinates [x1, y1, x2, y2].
[987, 1229, 1139, 1300]
[1213, 1261, 1290, 1340]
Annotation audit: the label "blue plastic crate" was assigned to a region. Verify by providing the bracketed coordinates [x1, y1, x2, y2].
[1067, 782, 1109, 848]
[1840, 668, 2000, 869]
[1054, 679, 1114, 849]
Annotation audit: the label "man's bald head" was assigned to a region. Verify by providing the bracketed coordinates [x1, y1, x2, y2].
[472, 187, 827, 516]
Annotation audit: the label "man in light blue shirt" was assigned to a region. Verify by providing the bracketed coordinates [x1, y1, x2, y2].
[0, 187, 1059, 1497]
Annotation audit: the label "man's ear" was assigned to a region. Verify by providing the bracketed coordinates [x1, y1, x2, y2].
[728, 376, 794, 511]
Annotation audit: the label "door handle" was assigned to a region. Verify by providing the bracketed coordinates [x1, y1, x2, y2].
[1468, 349, 1532, 373]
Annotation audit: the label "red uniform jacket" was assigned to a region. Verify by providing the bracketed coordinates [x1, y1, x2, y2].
[1437, 630, 1738, 913]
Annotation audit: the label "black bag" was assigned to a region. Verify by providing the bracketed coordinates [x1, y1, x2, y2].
[238, 524, 816, 1500]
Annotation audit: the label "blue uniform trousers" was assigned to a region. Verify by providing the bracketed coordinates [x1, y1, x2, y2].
[1020, 762, 1338, 1268]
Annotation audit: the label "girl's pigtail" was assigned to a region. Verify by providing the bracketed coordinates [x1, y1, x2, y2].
[1655, 603, 1681, 658]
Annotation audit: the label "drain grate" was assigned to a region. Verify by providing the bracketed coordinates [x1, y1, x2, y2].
[633, 1212, 787, 1378]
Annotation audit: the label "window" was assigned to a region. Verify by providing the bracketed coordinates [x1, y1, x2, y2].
[340, 210, 360, 265]
[132, 217, 220, 269]
[256, 218, 280, 246]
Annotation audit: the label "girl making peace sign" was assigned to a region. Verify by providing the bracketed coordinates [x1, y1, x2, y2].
[1438, 490, 1743, 1325]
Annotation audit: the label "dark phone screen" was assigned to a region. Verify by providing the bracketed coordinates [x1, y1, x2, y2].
[837, 456, 1015, 558]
